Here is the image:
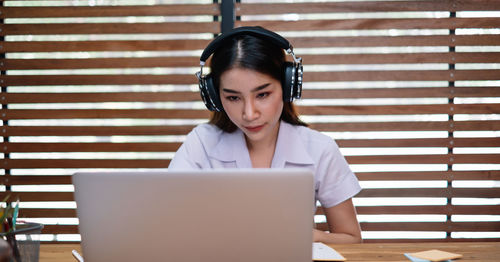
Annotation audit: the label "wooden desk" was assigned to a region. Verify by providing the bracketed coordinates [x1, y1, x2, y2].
[40, 242, 500, 261]
[330, 242, 499, 262]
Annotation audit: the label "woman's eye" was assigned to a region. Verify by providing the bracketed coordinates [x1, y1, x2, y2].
[257, 92, 270, 99]
[225, 96, 239, 101]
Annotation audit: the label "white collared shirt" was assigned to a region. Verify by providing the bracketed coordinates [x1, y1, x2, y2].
[168, 120, 361, 208]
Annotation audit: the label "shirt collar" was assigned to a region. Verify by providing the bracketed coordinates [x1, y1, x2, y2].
[271, 121, 315, 168]
[207, 120, 314, 168]
[208, 127, 252, 167]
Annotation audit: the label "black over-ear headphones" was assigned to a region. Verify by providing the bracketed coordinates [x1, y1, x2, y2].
[195, 26, 303, 112]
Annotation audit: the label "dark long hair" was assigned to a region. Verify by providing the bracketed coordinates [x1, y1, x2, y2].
[208, 32, 307, 132]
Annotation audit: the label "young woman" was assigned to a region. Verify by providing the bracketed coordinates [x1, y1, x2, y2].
[168, 26, 362, 244]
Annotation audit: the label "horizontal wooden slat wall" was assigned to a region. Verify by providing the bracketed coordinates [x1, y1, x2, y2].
[0, 0, 219, 242]
[1, 0, 499, 243]
[236, 0, 500, 242]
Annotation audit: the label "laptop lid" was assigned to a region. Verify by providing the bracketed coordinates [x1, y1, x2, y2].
[73, 169, 314, 262]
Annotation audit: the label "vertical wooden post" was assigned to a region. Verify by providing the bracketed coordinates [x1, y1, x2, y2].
[221, 0, 235, 33]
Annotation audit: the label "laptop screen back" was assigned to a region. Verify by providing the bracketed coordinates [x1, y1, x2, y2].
[73, 169, 314, 262]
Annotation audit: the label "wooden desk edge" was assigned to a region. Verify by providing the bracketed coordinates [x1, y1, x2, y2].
[39, 242, 500, 262]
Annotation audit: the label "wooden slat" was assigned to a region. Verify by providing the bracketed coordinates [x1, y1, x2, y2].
[18, 208, 76, 218]
[300, 104, 500, 116]
[38, 222, 500, 236]
[2, 87, 497, 103]
[16, 206, 500, 218]
[316, 205, 500, 215]
[450, 222, 500, 232]
[0, 175, 72, 185]
[353, 205, 500, 215]
[357, 188, 498, 198]
[450, 34, 500, 46]
[3, 159, 171, 169]
[1, 109, 210, 120]
[340, 138, 452, 148]
[454, 86, 500, 97]
[3, 125, 197, 136]
[2, 22, 220, 35]
[359, 222, 500, 231]
[1, 57, 201, 70]
[355, 171, 500, 181]
[17, 207, 500, 219]
[42, 225, 79, 235]
[0, 54, 492, 71]
[310, 122, 452, 132]
[453, 103, 500, 114]
[303, 87, 499, 99]
[3, 35, 499, 53]
[236, 18, 500, 31]
[2, 142, 182, 152]
[236, 1, 500, 15]
[346, 155, 451, 164]
[2, 40, 211, 53]
[453, 121, 500, 131]
[4, 18, 499, 36]
[452, 154, 500, 164]
[337, 137, 500, 147]
[363, 238, 500, 243]
[3, 53, 500, 70]
[304, 70, 500, 82]
[2, 92, 201, 103]
[453, 138, 500, 147]
[2, 171, 498, 184]
[315, 221, 500, 232]
[289, 35, 500, 48]
[303, 52, 500, 64]
[1, 104, 497, 120]
[0, 121, 470, 135]
[452, 205, 500, 215]
[1, 122, 445, 136]
[6, 70, 496, 85]
[446, 170, 500, 180]
[2, 154, 500, 169]
[0, 192, 74, 201]
[1, 74, 196, 86]
[4, 121, 492, 135]
[4, 139, 496, 154]
[347, 154, 500, 164]
[0, 4, 220, 18]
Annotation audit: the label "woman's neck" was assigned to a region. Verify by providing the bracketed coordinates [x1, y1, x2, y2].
[245, 122, 280, 168]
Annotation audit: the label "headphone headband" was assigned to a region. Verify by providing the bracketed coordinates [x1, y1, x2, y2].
[199, 26, 291, 63]
[196, 26, 303, 112]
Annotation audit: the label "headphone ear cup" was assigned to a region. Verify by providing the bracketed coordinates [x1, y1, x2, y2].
[204, 75, 224, 112]
[294, 63, 303, 100]
[199, 74, 223, 112]
[199, 76, 213, 111]
[282, 62, 295, 102]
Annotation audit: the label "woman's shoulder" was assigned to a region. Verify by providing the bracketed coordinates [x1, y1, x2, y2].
[169, 123, 223, 169]
[191, 122, 222, 135]
[282, 123, 341, 166]
[185, 123, 224, 146]
[291, 123, 336, 147]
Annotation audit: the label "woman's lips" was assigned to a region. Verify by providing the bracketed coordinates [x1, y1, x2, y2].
[244, 124, 265, 132]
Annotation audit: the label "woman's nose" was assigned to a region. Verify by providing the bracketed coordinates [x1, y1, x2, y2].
[243, 99, 259, 121]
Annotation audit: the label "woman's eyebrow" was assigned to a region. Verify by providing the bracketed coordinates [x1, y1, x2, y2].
[251, 83, 271, 92]
[221, 88, 240, 94]
[221, 83, 271, 94]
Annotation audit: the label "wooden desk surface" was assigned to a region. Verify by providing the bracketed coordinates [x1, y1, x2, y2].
[40, 242, 500, 261]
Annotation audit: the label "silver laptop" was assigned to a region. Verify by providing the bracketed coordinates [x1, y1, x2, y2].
[73, 169, 314, 262]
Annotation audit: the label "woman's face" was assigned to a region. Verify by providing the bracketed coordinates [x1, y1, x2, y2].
[219, 67, 283, 146]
